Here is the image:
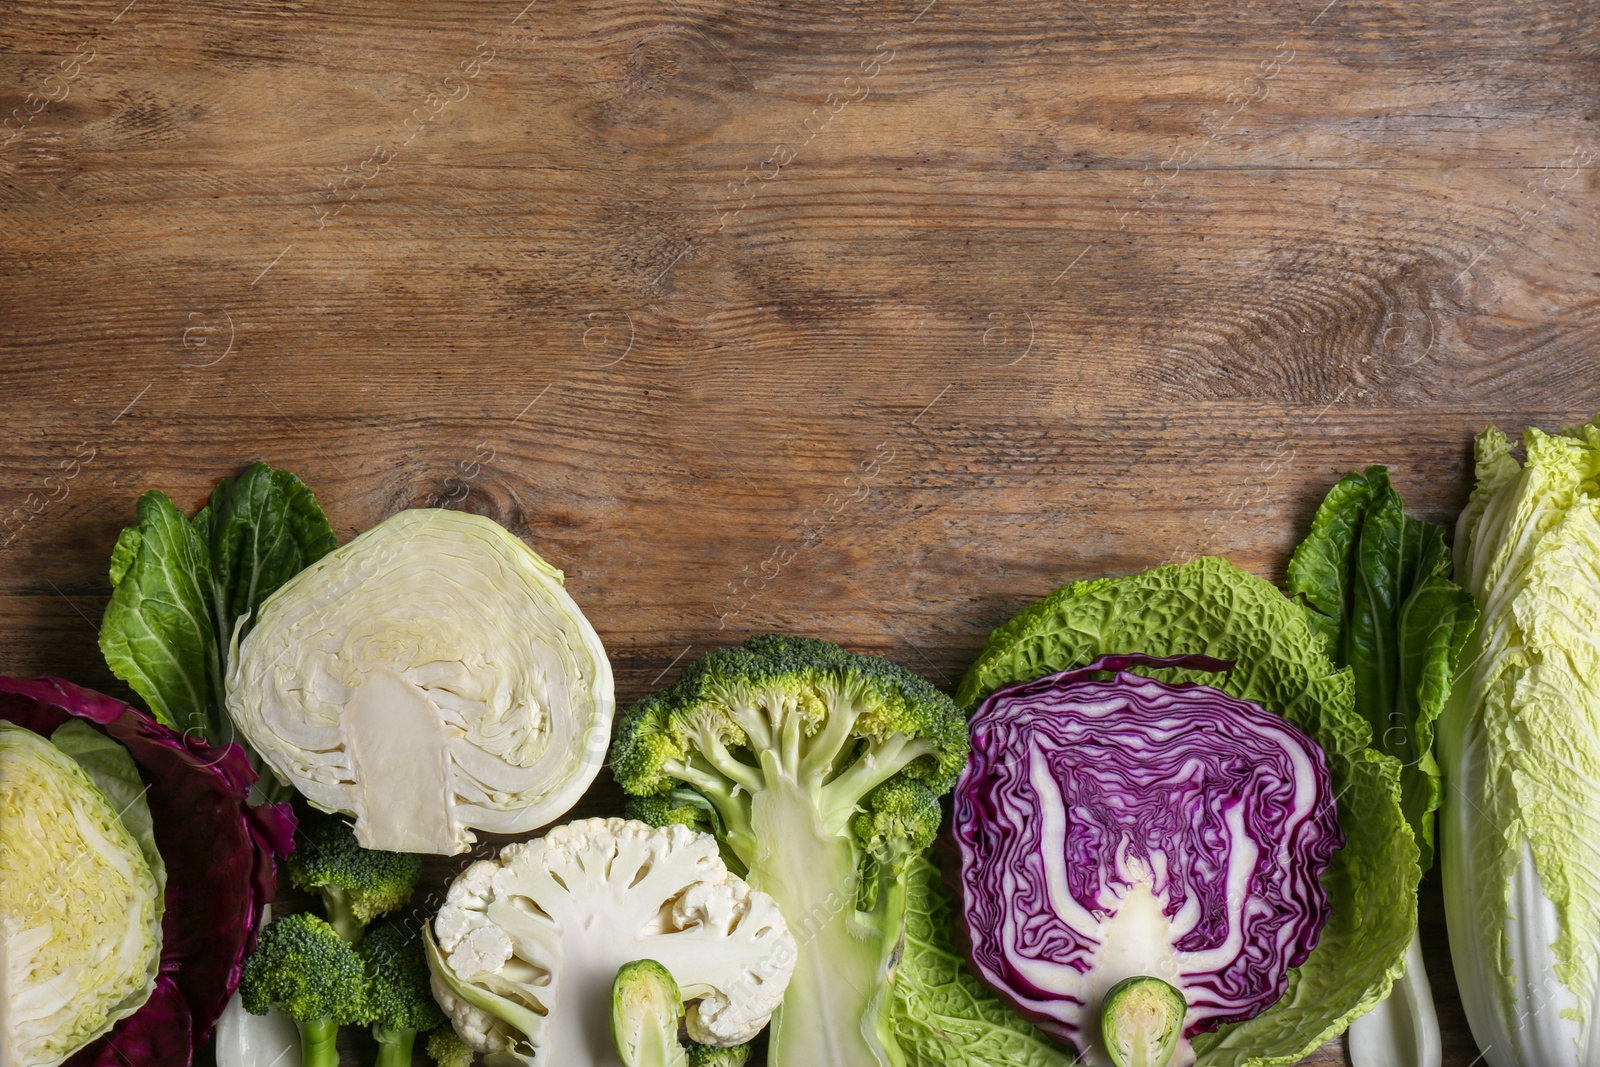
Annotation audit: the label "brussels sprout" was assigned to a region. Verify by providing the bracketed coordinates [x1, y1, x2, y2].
[1101, 977, 1186, 1067]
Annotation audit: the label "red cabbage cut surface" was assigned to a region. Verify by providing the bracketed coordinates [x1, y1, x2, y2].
[951, 654, 1342, 1067]
[0, 676, 295, 1067]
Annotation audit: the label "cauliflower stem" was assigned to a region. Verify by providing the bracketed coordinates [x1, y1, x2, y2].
[612, 635, 968, 1067]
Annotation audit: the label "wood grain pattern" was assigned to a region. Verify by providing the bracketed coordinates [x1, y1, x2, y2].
[2, 0, 1596, 1062]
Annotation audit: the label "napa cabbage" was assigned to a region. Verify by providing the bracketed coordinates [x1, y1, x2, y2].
[1439, 418, 1600, 1066]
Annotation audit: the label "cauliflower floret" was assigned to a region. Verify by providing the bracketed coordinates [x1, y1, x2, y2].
[430, 970, 509, 1055]
[446, 858, 498, 907]
[425, 817, 796, 1066]
[446, 924, 513, 979]
[678, 886, 793, 1045]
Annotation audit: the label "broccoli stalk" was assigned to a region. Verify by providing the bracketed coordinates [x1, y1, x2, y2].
[361, 918, 447, 1067]
[629, 786, 744, 875]
[287, 807, 423, 943]
[610, 635, 968, 1067]
[240, 912, 369, 1067]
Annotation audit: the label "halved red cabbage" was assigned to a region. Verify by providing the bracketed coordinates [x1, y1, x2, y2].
[950, 654, 1342, 1067]
[0, 677, 295, 1067]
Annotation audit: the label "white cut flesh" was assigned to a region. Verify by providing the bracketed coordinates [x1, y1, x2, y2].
[214, 992, 300, 1067]
[1348, 929, 1440, 1067]
[225, 509, 615, 855]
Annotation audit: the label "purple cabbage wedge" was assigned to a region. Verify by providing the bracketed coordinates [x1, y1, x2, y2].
[0, 676, 295, 1067]
[950, 654, 1342, 1067]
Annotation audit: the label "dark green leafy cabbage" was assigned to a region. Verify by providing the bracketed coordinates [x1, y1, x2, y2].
[1286, 465, 1476, 870]
[100, 462, 336, 744]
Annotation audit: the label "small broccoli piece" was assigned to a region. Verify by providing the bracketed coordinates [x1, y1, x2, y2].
[628, 787, 717, 836]
[852, 777, 942, 910]
[610, 634, 969, 1067]
[361, 918, 446, 1067]
[628, 787, 744, 875]
[613, 959, 689, 1067]
[425, 1025, 475, 1067]
[240, 911, 369, 1067]
[687, 1042, 752, 1067]
[288, 807, 423, 942]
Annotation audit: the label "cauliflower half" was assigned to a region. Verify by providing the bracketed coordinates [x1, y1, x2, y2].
[426, 818, 795, 1066]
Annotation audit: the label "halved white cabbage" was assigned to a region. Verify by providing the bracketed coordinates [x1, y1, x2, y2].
[1, 722, 163, 1067]
[225, 509, 615, 855]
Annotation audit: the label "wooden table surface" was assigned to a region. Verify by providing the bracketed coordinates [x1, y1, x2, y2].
[3, 0, 1596, 1063]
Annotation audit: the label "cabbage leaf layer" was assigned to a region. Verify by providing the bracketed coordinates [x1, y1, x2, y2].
[227, 508, 614, 854]
[892, 852, 1075, 1067]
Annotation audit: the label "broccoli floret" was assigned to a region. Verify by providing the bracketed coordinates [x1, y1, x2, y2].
[425, 1025, 475, 1067]
[610, 634, 968, 1067]
[628, 788, 719, 836]
[361, 918, 446, 1067]
[612, 959, 689, 1067]
[287, 807, 423, 942]
[852, 778, 943, 910]
[240, 912, 369, 1067]
[687, 1042, 752, 1067]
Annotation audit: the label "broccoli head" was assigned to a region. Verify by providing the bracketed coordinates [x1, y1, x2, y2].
[240, 911, 368, 1067]
[362, 918, 446, 1067]
[425, 1025, 476, 1067]
[687, 1042, 752, 1067]
[287, 807, 423, 942]
[853, 777, 943, 906]
[627, 787, 719, 837]
[609, 633, 968, 1067]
